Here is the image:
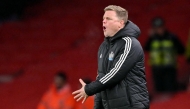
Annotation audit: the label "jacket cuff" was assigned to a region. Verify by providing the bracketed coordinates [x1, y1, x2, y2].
[85, 84, 93, 96]
[84, 80, 104, 96]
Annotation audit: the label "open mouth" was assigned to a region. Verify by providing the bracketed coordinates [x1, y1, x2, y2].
[103, 26, 106, 31]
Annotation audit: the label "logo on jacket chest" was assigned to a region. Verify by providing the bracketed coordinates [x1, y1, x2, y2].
[109, 51, 114, 61]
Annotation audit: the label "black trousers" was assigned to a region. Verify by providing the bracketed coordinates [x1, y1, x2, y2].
[152, 66, 177, 92]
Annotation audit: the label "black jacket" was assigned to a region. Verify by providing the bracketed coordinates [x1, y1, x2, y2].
[85, 21, 149, 109]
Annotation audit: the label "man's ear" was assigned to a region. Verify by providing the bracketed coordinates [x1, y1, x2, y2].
[120, 20, 124, 24]
[119, 20, 125, 28]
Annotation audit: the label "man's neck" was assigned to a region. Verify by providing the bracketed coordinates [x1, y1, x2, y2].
[109, 25, 125, 37]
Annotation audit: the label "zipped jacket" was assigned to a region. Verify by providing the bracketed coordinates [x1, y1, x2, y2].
[85, 21, 149, 109]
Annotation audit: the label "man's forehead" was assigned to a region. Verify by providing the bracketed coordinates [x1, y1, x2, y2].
[103, 10, 117, 17]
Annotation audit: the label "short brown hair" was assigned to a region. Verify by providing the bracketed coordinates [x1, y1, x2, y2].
[104, 5, 128, 23]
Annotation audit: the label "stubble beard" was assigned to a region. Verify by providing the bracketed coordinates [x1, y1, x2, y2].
[103, 31, 110, 37]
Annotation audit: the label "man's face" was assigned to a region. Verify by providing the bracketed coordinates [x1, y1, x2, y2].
[153, 26, 165, 36]
[103, 11, 123, 37]
[54, 76, 65, 89]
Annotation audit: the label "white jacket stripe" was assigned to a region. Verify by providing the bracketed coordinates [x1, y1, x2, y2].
[99, 37, 132, 84]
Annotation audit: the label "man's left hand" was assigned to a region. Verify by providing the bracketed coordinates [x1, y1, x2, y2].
[72, 79, 88, 103]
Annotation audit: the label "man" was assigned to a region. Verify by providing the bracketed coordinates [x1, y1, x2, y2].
[37, 71, 76, 109]
[73, 5, 149, 109]
[144, 17, 185, 92]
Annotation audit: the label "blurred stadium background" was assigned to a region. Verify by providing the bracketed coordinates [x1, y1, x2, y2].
[0, 0, 190, 109]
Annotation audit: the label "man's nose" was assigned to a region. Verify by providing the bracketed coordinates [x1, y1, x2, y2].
[103, 19, 106, 24]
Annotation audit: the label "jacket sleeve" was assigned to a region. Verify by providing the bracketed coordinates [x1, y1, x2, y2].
[85, 37, 142, 96]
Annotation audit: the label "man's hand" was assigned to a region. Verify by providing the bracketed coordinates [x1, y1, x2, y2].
[72, 79, 88, 103]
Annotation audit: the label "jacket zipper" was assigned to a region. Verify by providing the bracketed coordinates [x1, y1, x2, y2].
[104, 41, 111, 109]
[106, 42, 112, 72]
[105, 90, 111, 109]
[127, 83, 132, 107]
[103, 41, 110, 74]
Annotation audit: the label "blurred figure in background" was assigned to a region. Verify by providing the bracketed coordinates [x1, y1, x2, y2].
[185, 29, 190, 91]
[144, 17, 185, 93]
[76, 78, 94, 109]
[37, 71, 76, 109]
[185, 29, 190, 62]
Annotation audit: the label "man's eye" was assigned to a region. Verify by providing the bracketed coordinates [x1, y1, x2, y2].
[103, 17, 112, 20]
